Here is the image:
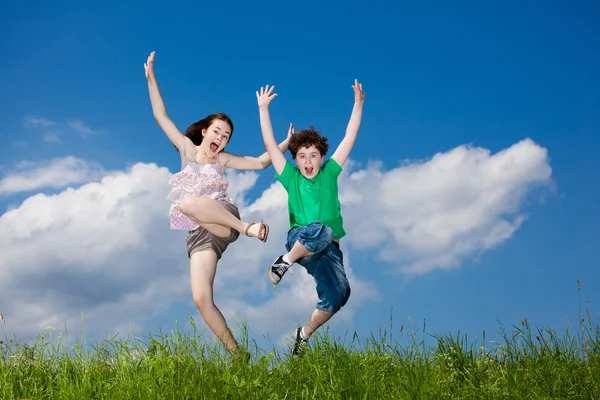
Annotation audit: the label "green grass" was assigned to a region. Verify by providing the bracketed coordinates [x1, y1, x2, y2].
[1, 311, 599, 400]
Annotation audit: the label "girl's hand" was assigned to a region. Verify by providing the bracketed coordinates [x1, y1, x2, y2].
[256, 85, 278, 109]
[144, 51, 156, 82]
[352, 79, 365, 104]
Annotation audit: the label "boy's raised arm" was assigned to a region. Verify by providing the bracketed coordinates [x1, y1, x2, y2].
[257, 85, 287, 175]
[331, 79, 366, 168]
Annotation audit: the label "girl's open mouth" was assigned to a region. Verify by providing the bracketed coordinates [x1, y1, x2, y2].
[210, 142, 218, 153]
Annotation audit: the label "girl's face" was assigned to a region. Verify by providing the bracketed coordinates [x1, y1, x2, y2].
[201, 119, 232, 156]
[295, 145, 324, 179]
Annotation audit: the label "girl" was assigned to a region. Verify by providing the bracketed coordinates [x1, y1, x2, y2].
[144, 51, 292, 357]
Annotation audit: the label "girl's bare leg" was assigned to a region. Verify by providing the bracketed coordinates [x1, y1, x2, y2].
[190, 249, 240, 355]
[179, 196, 266, 239]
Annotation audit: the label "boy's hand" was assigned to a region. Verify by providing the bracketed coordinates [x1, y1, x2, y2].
[287, 122, 295, 140]
[256, 85, 278, 109]
[144, 51, 156, 82]
[352, 79, 365, 104]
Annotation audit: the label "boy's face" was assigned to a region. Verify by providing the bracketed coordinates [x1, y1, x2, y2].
[295, 145, 324, 179]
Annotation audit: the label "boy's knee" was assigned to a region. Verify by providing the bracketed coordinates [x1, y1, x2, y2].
[300, 222, 334, 254]
[310, 222, 334, 241]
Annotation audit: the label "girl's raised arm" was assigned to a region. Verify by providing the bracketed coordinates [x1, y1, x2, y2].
[145, 51, 192, 155]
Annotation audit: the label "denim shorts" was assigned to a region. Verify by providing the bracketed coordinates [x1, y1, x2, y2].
[286, 222, 351, 313]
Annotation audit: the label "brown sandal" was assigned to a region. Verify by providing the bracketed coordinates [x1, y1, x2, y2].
[245, 219, 269, 242]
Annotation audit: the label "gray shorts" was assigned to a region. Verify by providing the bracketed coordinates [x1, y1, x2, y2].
[186, 200, 240, 260]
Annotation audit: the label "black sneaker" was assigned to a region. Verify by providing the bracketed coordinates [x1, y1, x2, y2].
[293, 327, 308, 356]
[267, 255, 291, 285]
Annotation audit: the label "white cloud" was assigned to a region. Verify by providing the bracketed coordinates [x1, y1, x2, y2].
[224, 169, 260, 206]
[23, 116, 56, 129]
[0, 138, 552, 345]
[0, 156, 104, 195]
[21, 115, 100, 139]
[0, 163, 190, 338]
[340, 138, 552, 275]
[43, 132, 61, 143]
[67, 119, 100, 137]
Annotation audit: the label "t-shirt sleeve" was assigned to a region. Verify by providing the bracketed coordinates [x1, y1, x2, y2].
[275, 160, 295, 190]
[323, 158, 343, 178]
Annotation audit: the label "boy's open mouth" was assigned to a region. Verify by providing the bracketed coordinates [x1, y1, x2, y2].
[210, 142, 218, 153]
[305, 167, 314, 175]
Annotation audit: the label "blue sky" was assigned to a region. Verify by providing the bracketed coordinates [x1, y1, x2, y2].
[1, 1, 599, 351]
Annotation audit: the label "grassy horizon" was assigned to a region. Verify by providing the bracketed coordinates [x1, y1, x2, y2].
[1, 306, 599, 399]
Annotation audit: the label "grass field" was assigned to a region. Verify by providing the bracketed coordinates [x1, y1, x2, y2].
[2, 280, 599, 399]
[1, 308, 598, 400]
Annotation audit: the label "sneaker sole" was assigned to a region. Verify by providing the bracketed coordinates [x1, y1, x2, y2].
[267, 266, 281, 285]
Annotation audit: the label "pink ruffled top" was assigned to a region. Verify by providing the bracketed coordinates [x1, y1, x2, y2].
[167, 150, 233, 230]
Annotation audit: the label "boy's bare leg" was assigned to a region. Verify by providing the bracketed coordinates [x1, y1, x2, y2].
[302, 309, 334, 336]
[285, 240, 314, 263]
[293, 309, 334, 355]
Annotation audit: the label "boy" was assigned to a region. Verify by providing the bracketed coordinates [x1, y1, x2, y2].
[255, 80, 365, 354]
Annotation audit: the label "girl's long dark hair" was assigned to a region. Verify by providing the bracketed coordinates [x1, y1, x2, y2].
[179, 112, 234, 150]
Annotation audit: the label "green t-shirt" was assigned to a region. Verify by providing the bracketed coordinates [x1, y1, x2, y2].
[276, 158, 346, 240]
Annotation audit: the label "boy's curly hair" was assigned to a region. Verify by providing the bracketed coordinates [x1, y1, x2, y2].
[289, 126, 329, 159]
